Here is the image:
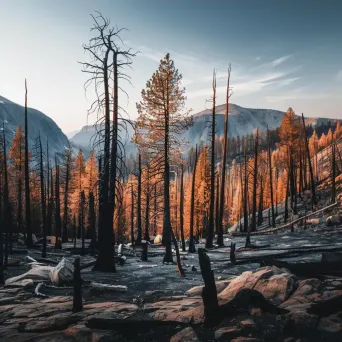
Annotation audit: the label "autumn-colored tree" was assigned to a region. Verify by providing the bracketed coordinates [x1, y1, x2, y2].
[135, 53, 192, 263]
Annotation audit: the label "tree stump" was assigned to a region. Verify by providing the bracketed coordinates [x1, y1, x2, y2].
[72, 256, 83, 313]
[198, 248, 218, 327]
[230, 242, 236, 265]
[141, 241, 148, 262]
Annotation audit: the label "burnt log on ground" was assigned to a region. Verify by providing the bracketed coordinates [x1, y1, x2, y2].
[260, 257, 342, 277]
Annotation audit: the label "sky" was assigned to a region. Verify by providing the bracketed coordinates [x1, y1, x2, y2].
[1, 0, 342, 133]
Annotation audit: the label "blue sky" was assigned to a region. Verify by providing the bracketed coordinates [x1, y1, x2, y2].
[0, 0, 342, 132]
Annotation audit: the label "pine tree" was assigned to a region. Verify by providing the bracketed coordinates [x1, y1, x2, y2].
[135, 53, 192, 263]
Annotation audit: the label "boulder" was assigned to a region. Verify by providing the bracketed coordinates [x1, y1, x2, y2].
[219, 267, 296, 305]
[154, 235, 163, 244]
[49, 257, 74, 286]
[326, 215, 341, 226]
[170, 327, 199, 342]
[215, 327, 241, 340]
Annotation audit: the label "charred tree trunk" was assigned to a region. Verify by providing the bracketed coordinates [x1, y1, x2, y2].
[215, 173, 220, 237]
[39, 137, 47, 258]
[243, 142, 248, 233]
[17, 134, 23, 235]
[206, 71, 216, 249]
[62, 153, 70, 243]
[3, 129, 10, 267]
[217, 66, 231, 246]
[284, 171, 290, 223]
[136, 154, 142, 245]
[332, 143, 336, 204]
[251, 130, 259, 232]
[267, 128, 275, 227]
[257, 176, 263, 226]
[144, 172, 150, 242]
[55, 161, 62, 249]
[89, 191, 96, 255]
[47, 168, 53, 236]
[180, 164, 186, 252]
[130, 185, 135, 246]
[301, 113, 316, 207]
[24, 79, 33, 247]
[162, 110, 173, 263]
[80, 191, 85, 255]
[171, 227, 185, 277]
[189, 145, 198, 253]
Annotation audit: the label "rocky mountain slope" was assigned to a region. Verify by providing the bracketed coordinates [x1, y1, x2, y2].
[68, 103, 333, 156]
[0, 95, 69, 156]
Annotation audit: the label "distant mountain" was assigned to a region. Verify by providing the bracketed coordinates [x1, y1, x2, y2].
[70, 120, 136, 158]
[0, 95, 69, 156]
[68, 103, 336, 157]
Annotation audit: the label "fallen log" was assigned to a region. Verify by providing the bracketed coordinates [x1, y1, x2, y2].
[260, 258, 342, 277]
[90, 282, 128, 293]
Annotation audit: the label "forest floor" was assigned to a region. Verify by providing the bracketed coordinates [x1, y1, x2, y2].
[2, 220, 342, 341]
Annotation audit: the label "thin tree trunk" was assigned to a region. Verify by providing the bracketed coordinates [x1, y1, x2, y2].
[55, 161, 62, 249]
[215, 173, 220, 237]
[131, 185, 135, 246]
[136, 154, 142, 245]
[267, 128, 275, 227]
[301, 113, 316, 207]
[189, 145, 198, 253]
[206, 71, 216, 248]
[243, 141, 248, 233]
[180, 164, 186, 252]
[251, 130, 259, 232]
[39, 137, 47, 258]
[332, 143, 336, 203]
[62, 153, 70, 243]
[217, 66, 231, 246]
[24, 79, 33, 247]
[144, 166, 150, 242]
[89, 191, 96, 255]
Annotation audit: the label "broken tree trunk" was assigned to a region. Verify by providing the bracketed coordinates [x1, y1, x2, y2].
[171, 227, 185, 277]
[72, 256, 83, 313]
[198, 248, 218, 326]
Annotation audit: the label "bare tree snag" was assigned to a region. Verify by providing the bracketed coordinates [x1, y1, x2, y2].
[180, 164, 186, 252]
[189, 145, 198, 253]
[24, 79, 33, 247]
[72, 256, 83, 313]
[267, 127, 275, 227]
[198, 248, 218, 326]
[217, 65, 231, 246]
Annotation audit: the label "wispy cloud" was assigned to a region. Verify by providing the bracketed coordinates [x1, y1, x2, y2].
[336, 70, 342, 81]
[271, 54, 293, 67]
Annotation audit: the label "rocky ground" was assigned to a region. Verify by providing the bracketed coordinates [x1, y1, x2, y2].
[1, 220, 342, 342]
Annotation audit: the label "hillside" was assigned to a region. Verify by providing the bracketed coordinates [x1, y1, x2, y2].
[0, 95, 69, 156]
[69, 103, 334, 155]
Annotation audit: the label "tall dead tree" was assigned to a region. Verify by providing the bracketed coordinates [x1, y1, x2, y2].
[136, 154, 142, 245]
[217, 65, 231, 246]
[55, 159, 62, 249]
[89, 191, 96, 255]
[267, 127, 275, 227]
[24, 79, 33, 247]
[144, 164, 150, 242]
[301, 113, 316, 208]
[332, 142, 336, 203]
[130, 185, 135, 245]
[206, 70, 216, 249]
[0, 136, 4, 283]
[243, 141, 249, 233]
[189, 145, 198, 253]
[251, 129, 259, 233]
[81, 13, 136, 272]
[62, 148, 72, 243]
[179, 164, 186, 251]
[80, 190, 85, 255]
[38, 137, 47, 257]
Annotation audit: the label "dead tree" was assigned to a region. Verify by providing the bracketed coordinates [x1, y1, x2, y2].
[143, 164, 150, 242]
[80, 190, 85, 255]
[257, 176, 263, 226]
[171, 227, 185, 277]
[89, 191, 96, 255]
[136, 154, 142, 245]
[301, 113, 316, 207]
[0, 137, 4, 284]
[189, 145, 198, 253]
[251, 129, 259, 233]
[267, 127, 275, 227]
[62, 148, 72, 243]
[198, 248, 218, 326]
[130, 185, 135, 245]
[217, 65, 231, 246]
[47, 167, 53, 236]
[81, 14, 136, 272]
[179, 164, 186, 252]
[206, 70, 216, 249]
[243, 141, 249, 233]
[215, 173, 220, 237]
[54, 159, 62, 249]
[72, 256, 83, 313]
[38, 137, 47, 258]
[24, 79, 33, 247]
[332, 142, 336, 204]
